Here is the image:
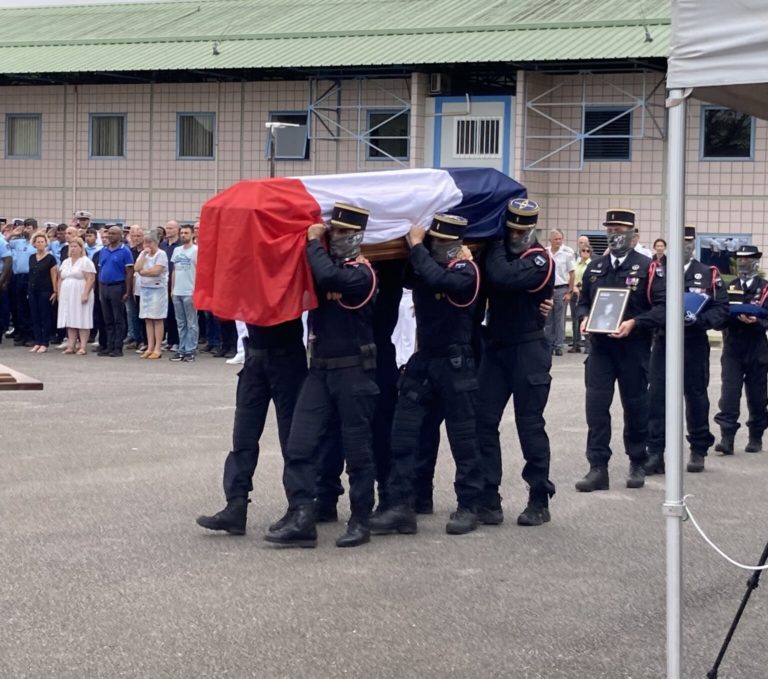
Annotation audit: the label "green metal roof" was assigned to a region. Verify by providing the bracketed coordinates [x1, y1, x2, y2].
[0, 0, 670, 75]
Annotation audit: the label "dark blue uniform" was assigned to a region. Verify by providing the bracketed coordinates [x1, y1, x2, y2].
[281, 240, 379, 519]
[387, 245, 483, 509]
[476, 240, 555, 509]
[577, 250, 665, 467]
[647, 260, 729, 461]
[714, 277, 768, 441]
[222, 319, 308, 500]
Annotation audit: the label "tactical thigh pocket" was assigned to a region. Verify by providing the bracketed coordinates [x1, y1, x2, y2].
[527, 372, 552, 388]
[351, 376, 381, 397]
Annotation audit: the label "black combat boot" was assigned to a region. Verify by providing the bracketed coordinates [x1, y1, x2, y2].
[369, 505, 417, 535]
[715, 432, 735, 455]
[644, 452, 665, 475]
[264, 505, 317, 548]
[686, 451, 705, 473]
[575, 466, 609, 492]
[196, 497, 249, 535]
[745, 437, 763, 453]
[268, 507, 293, 533]
[335, 516, 371, 548]
[314, 500, 338, 523]
[626, 461, 646, 489]
[517, 491, 551, 527]
[476, 506, 504, 525]
[445, 507, 478, 535]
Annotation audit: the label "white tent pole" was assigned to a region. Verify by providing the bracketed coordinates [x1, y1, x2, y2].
[664, 87, 687, 679]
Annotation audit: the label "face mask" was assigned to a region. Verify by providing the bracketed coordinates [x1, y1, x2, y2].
[505, 227, 536, 255]
[329, 228, 364, 261]
[682, 240, 695, 264]
[607, 229, 633, 257]
[428, 237, 462, 265]
[737, 259, 759, 282]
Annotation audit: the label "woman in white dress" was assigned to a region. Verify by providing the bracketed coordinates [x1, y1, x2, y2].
[135, 229, 169, 359]
[57, 237, 96, 355]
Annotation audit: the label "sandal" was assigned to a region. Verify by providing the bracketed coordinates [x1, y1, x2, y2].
[36, 346, 48, 353]
[29, 345, 41, 352]
[140, 350, 153, 359]
[76, 349, 87, 356]
[62, 348, 75, 355]
[147, 352, 162, 359]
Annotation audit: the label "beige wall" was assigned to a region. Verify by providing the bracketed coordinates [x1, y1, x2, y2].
[0, 78, 411, 226]
[516, 70, 768, 253]
[2, 72, 766, 252]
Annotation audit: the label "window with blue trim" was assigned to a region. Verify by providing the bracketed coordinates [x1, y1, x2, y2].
[90, 114, 126, 158]
[367, 110, 409, 160]
[267, 112, 310, 160]
[583, 107, 631, 161]
[177, 113, 215, 159]
[6, 114, 42, 159]
[701, 107, 753, 160]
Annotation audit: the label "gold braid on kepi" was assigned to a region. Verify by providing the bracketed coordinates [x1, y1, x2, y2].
[505, 198, 539, 229]
[602, 208, 635, 228]
[330, 203, 370, 230]
[429, 214, 467, 240]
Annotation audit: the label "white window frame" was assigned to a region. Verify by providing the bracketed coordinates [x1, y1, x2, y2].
[453, 116, 503, 159]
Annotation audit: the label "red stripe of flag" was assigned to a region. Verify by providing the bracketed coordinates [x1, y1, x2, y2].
[194, 177, 321, 326]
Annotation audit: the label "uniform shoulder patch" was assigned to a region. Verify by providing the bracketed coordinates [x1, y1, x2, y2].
[453, 261, 468, 270]
[534, 255, 546, 266]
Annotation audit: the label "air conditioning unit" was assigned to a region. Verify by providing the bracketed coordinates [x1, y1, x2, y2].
[429, 73, 448, 95]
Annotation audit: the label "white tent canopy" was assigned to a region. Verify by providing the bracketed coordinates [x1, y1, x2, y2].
[664, 2, 768, 677]
[668, 0, 768, 119]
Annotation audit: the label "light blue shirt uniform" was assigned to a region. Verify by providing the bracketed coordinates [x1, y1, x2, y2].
[9, 238, 35, 274]
[49, 240, 64, 265]
[85, 243, 103, 261]
[0, 234, 11, 275]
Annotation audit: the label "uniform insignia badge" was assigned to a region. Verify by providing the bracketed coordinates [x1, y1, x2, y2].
[625, 276, 640, 286]
[656, 269, 664, 277]
[534, 255, 546, 266]
[631, 264, 639, 271]
[454, 261, 467, 269]
[694, 273, 702, 279]
[435, 293, 443, 300]
[596, 262, 602, 268]
[590, 276, 597, 282]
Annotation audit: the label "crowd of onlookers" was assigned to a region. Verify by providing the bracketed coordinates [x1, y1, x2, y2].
[0, 213, 244, 364]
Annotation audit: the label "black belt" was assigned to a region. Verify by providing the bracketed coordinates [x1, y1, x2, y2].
[248, 347, 303, 359]
[492, 329, 545, 347]
[101, 281, 124, 286]
[554, 284, 568, 289]
[310, 355, 361, 369]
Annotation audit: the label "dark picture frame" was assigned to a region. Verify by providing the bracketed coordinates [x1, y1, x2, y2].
[586, 288, 630, 334]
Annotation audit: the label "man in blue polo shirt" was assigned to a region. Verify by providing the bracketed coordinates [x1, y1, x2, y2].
[97, 225, 134, 357]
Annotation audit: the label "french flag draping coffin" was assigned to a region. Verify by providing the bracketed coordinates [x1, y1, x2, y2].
[194, 167, 526, 327]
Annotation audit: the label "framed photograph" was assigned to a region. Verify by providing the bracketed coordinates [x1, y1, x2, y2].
[586, 288, 630, 334]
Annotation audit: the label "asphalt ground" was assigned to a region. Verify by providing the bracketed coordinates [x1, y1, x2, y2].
[1, 342, 767, 679]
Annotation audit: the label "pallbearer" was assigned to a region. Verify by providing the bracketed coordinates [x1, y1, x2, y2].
[475, 199, 556, 527]
[371, 214, 484, 536]
[266, 203, 379, 549]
